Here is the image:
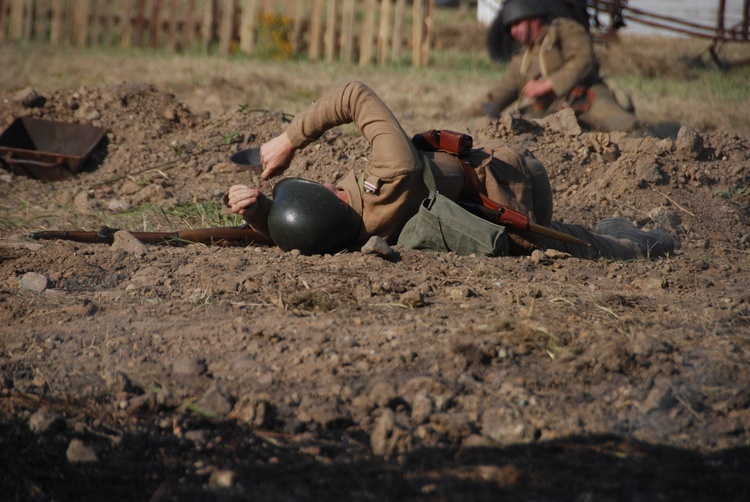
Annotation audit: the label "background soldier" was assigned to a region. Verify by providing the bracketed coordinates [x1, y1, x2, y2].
[476, 0, 638, 132]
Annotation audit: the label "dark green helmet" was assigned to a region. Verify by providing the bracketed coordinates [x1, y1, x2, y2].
[502, 0, 547, 27]
[268, 178, 361, 255]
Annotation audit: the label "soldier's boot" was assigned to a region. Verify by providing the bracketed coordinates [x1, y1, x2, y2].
[594, 218, 674, 258]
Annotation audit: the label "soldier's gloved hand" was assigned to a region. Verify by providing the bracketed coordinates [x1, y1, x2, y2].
[259, 131, 296, 180]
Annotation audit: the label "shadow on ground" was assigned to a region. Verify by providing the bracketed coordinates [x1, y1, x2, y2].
[2, 413, 748, 501]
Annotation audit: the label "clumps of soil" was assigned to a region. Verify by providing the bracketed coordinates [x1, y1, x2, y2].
[1, 82, 749, 500]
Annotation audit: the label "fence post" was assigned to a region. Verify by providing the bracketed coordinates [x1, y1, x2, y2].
[9, 0, 25, 40]
[73, 0, 91, 46]
[341, 0, 355, 63]
[89, 0, 102, 45]
[134, 0, 147, 46]
[290, 0, 304, 53]
[377, 0, 392, 65]
[421, 0, 432, 67]
[120, 0, 133, 48]
[201, 0, 215, 53]
[324, 0, 336, 63]
[49, 0, 64, 44]
[148, 0, 158, 48]
[184, 0, 197, 49]
[165, 0, 178, 51]
[218, 0, 234, 55]
[412, 0, 422, 67]
[359, 0, 376, 65]
[239, 0, 257, 54]
[104, 0, 118, 46]
[392, 0, 404, 63]
[34, 0, 49, 42]
[0, 0, 6, 41]
[308, 0, 323, 60]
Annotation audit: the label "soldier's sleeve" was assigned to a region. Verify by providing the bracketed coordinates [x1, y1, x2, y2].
[284, 80, 417, 180]
[545, 19, 596, 98]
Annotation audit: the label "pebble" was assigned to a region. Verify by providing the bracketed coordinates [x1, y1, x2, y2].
[360, 235, 396, 260]
[19, 272, 48, 292]
[530, 249, 546, 264]
[28, 407, 64, 434]
[334, 335, 358, 349]
[368, 381, 398, 408]
[636, 157, 665, 184]
[675, 125, 704, 158]
[111, 230, 148, 256]
[75, 102, 101, 121]
[13, 87, 45, 108]
[301, 400, 352, 429]
[172, 356, 207, 376]
[209, 469, 237, 489]
[102, 370, 135, 393]
[399, 289, 424, 308]
[410, 393, 435, 424]
[648, 207, 682, 230]
[370, 409, 412, 456]
[66, 439, 97, 463]
[73, 190, 97, 212]
[481, 407, 526, 444]
[107, 198, 132, 212]
[536, 108, 582, 136]
[231, 397, 275, 428]
[195, 384, 235, 417]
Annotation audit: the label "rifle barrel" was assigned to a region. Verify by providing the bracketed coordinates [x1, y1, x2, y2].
[457, 200, 591, 248]
[29, 227, 275, 247]
[527, 222, 592, 248]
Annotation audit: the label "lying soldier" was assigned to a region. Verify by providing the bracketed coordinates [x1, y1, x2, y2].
[226, 81, 672, 259]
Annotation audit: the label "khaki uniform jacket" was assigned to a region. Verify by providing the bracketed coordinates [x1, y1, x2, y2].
[283, 81, 553, 246]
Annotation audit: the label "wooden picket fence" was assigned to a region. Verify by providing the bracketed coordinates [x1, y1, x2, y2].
[0, 0, 434, 67]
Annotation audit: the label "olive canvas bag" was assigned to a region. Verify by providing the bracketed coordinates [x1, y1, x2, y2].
[397, 151, 509, 257]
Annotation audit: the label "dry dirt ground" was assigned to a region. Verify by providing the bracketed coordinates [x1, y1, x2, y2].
[1, 35, 750, 501]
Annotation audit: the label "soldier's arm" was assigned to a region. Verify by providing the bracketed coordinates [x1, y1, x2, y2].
[545, 19, 596, 98]
[284, 80, 418, 179]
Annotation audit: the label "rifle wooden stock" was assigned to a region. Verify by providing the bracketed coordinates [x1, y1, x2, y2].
[457, 198, 592, 248]
[29, 226, 275, 247]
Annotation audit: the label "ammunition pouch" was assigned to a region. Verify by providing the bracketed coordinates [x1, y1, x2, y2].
[564, 85, 595, 114]
[412, 129, 473, 155]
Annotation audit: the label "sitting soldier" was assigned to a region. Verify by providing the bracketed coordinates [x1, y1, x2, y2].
[475, 0, 638, 132]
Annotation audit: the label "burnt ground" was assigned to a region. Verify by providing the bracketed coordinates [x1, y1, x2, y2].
[1, 38, 750, 501]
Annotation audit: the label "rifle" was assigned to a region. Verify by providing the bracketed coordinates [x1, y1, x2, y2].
[29, 225, 275, 247]
[457, 195, 592, 248]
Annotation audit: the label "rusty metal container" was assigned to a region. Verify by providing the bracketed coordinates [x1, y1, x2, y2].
[0, 117, 107, 180]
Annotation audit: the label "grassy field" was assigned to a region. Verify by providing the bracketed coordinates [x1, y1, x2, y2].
[3, 12, 750, 136]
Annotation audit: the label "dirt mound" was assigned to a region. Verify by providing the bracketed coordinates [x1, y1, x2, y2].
[1, 83, 749, 500]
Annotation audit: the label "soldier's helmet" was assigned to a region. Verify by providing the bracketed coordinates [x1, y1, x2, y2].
[501, 0, 547, 28]
[268, 178, 361, 255]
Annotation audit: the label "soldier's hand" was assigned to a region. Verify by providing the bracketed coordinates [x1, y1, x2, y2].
[260, 132, 296, 180]
[227, 185, 261, 217]
[522, 79, 554, 99]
